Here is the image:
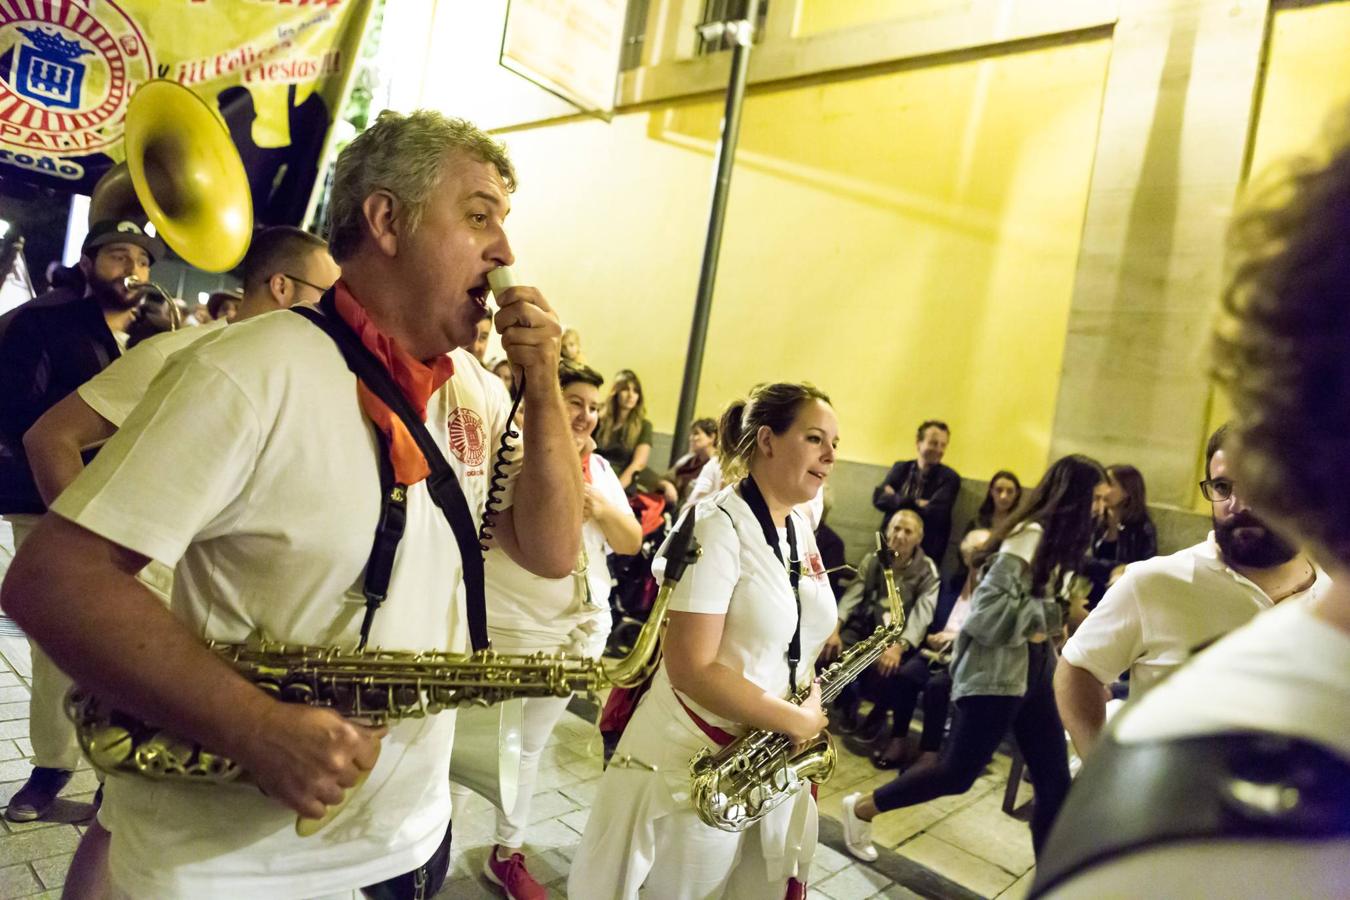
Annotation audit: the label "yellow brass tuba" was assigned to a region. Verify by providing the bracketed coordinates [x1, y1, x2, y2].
[89, 79, 252, 273]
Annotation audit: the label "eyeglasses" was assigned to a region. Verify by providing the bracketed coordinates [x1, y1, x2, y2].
[1198, 478, 1236, 502]
[283, 273, 330, 294]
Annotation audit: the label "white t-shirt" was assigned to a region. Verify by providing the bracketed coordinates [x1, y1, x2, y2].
[667, 485, 836, 733]
[1048, 594, 1350, 899]
[999, 522, 1042, 565]
[78, 318, 229, 426]
[1115, 593, 1350, 753]
[485, 451, 632, 656]
[52, 310, 514, 899]
[1063, 536, 1330, 696]
[682, 457, 825, 530]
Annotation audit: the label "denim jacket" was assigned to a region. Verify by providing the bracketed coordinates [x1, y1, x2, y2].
[949, 550, 1061, 700]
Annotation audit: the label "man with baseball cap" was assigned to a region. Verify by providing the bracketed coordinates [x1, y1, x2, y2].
[0, 217, 167, 822]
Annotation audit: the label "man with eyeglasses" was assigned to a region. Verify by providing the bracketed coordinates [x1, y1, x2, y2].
[1054, 423, 1328, 758]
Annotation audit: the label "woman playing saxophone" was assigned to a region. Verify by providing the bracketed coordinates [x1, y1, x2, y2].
[569, 382, 839, 899]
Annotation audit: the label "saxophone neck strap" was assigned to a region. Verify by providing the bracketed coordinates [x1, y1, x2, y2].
[739, 475, 802, 694]
[292, 295, 489, 652]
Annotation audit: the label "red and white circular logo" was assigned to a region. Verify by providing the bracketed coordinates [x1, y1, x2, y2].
[0, 2, 153, 158]
[447, 408, 487, 467]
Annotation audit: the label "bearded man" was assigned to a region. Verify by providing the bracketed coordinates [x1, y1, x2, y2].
[1054, 424, 1328, 757]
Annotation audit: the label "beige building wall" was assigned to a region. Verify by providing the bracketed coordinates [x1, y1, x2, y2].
[414, 0, 1350, 532]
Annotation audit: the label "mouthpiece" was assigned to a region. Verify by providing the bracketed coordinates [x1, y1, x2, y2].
[122, 277, 169, 302]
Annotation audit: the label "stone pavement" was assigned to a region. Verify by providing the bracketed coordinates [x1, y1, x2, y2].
[0, 633, 1036, 899]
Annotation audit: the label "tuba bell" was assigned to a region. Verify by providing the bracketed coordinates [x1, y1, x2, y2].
[89, 79, 252, 273]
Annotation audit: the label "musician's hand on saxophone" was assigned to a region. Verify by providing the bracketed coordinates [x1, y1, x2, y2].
[786, 680, 828, 750]
[238, 702, 386, 820]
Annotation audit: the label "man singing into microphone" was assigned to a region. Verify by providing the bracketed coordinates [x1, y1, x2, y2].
[2, 111, 582, 899]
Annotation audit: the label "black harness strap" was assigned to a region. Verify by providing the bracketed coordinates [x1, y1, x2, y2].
[740, 475, 803, 694]
[1030, 731, 1350, 897]
[292, 295, 489, 652]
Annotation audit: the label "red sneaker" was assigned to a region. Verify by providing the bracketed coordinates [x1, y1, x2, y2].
[483, 845, 548, 900]
[785, 877, 808, 899]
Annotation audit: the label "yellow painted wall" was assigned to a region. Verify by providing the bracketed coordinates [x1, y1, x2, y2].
[1196, 0, 1350, 508]
[499, 37, 1110, 480]
[797, 0, 971, 37]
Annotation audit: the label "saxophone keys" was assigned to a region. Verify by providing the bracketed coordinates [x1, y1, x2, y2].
[86, 725, 135, 771]
[137, 732, 194, 777]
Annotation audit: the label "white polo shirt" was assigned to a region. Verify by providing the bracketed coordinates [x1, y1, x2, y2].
[78, 318, 228, 426]
[668, 484, 836, 733]
[485, 451, 633, 656]
[1114, 594, 1350, 756]
[52, 310, 514, 899]
[1062, 535, 1330, 697]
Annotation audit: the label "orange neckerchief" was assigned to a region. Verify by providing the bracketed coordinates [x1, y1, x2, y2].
[332, 281, 455, 485]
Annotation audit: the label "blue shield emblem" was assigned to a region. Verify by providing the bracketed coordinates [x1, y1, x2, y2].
[13, 27, 92, 111]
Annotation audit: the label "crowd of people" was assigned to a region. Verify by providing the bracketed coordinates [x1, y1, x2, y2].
[0, 100, 1344, 900]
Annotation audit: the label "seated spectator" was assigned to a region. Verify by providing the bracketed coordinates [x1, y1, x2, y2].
[873, 420, 962, 564]
[561, 327, 585, 364]
[206, 290, 241, 323]
[658, 416, 716, 507]
[952, 470, 1020, 587]
[824, 507, 941, 738]
[969, 470, 1021, 533]
[595, 369, 654, 492]
[1082, 463, 1157, 609]
[871, 528, 990, 769]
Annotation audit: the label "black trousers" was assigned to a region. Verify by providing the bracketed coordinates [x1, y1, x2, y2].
[887, 653, 953, 752]
[871, 642, 1070, 856]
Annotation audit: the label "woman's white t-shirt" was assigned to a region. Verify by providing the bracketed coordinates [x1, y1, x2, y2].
[485, 452, 634, 656]
[666, 484, 836, 732]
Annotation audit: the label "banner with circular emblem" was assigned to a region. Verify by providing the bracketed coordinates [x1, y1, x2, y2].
[0, 0, 371, 224]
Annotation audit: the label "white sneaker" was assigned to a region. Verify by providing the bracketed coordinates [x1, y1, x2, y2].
[841, 792, 878, 861]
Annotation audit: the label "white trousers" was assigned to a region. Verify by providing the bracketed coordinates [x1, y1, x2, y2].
[642, 807, 781, 900]
[5, 516, 81, 771]
[449, 692, 575, 848]
[495, 692, 573, 847]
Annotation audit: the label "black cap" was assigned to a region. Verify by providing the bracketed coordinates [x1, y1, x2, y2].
[82, 219, 167, 264]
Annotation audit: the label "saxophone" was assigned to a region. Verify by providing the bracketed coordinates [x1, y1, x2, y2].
[65, 642, 612, 784]
[689, 535, 904, 832]
[64, 508, 699, 821]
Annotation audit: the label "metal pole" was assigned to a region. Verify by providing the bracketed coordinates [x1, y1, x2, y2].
[669, 0, 759, 466]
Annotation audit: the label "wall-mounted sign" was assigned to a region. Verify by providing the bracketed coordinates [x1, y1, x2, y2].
[501, 0, 627, 117]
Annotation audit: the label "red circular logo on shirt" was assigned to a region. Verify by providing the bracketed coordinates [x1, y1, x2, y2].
[447, 408, 486, 467]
